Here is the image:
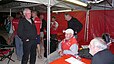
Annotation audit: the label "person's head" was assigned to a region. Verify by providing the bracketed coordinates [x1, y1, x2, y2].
[23, 8, 31, 19]
[64, 13, 72, 21]
[40, 14, 44, 20]
[16, 12, 21, 18]
[102, 33, 111, 45]
[32, 10, 37, 18]
[63, 29, 74, 40]
[52, 16, 56, 22]
[88, 37, 107, 56]
[7, 15, 13, 22]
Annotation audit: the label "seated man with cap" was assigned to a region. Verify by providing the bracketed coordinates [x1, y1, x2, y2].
[45, 28, 79, 63]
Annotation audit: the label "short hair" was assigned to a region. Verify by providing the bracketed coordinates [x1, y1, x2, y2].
[91, 37, 107, 49]
[102, 33, 111, 44]
[52, 16, 56, 19]
[32, 10, 37, 15]
[23, 8, 31, 16]
[16, 12, 21, 15]
[64, 13, 70, 16]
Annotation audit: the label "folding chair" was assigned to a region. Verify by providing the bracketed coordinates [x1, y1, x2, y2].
[0, 36, 15, 64]
[0, 48, 15, 63]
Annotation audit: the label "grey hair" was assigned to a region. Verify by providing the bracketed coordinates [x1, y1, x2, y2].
[23, 8, 31, 16]
[91, 37, 107, 50]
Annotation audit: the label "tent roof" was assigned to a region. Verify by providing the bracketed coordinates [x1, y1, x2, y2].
[0, 0, 113, 12]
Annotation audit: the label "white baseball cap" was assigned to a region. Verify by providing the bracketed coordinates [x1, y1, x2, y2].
[63, 29, 74, 34]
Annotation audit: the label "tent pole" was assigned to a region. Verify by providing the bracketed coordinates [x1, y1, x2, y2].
[84, 10, 90, 41]
[47, 0, 51, 62]
[10, 9, 12, 16]
[86, 10, 90, 41]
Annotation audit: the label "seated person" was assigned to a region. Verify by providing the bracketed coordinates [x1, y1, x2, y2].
[46, 29, 79, 63]
[88, 37, 114, 64]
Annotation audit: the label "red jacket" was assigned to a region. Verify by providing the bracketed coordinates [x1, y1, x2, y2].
[12, 18, 20, 35]
[50, 21, 58, 34]
[61, 37, 77, 51]
[34, 16, 41, 35]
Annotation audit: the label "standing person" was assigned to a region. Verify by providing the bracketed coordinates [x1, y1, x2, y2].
[88, 37, 114, 64]
[50, 16, 59, 39]
[64, 13, 83, 38]
[12, 12, 23, 61]
[5, 16, 14, 36]
[12, 12, 21, 35]
[6, 16, 14, 45]
[50, 16, 59, 53]
[17, 8, 37, 64]
[39, 14, 47, 57]
[46, 29, 79, 63]
[39, 14, 47, 46]
[32, 10, 42, 59]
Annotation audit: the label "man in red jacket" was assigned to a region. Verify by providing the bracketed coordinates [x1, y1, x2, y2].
[45, 29, 79, 63]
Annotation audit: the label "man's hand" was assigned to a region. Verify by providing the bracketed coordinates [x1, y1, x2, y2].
[58, 51, 63, 56]
[26, 39, 29, 41]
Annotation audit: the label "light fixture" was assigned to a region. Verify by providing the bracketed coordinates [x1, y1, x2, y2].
[64, 0, 87, 7]
[52, 9, 72, 13]
[87, 0, 104, 4]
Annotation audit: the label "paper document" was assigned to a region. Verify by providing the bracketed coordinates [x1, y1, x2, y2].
[81, 45, 89, 49]
[65, 57, 85, 64]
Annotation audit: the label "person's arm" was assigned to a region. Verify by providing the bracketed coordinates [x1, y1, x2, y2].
[63, 44, 78, 55]
[57, 41, 63, 56]
[74, 18, 83, 33]
[55, 21, 59, 30]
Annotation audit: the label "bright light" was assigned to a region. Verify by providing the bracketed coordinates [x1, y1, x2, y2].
[52, 9, 72, 13]
[87, 0, 104, 4]
[65, 0, 87, 7]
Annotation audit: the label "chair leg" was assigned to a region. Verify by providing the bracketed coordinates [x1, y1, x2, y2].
[7, 55, 15, 64]
[7, 49, 15, 64]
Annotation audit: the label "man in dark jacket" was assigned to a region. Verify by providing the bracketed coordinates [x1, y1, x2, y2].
[17, 8, 37, 64]
[64, 13, 83, 37]
[88, 37, 114, 64]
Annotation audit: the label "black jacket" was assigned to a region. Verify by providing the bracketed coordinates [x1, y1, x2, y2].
[17, 18, 37, 41]
[40, 19, 47, 32]
[92, 49, 114, 64]
[68, 17, 83, 34]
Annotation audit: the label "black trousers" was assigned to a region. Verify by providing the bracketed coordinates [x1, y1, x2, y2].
[21, 40, 37, 64]
[44, 38, 58, 58]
